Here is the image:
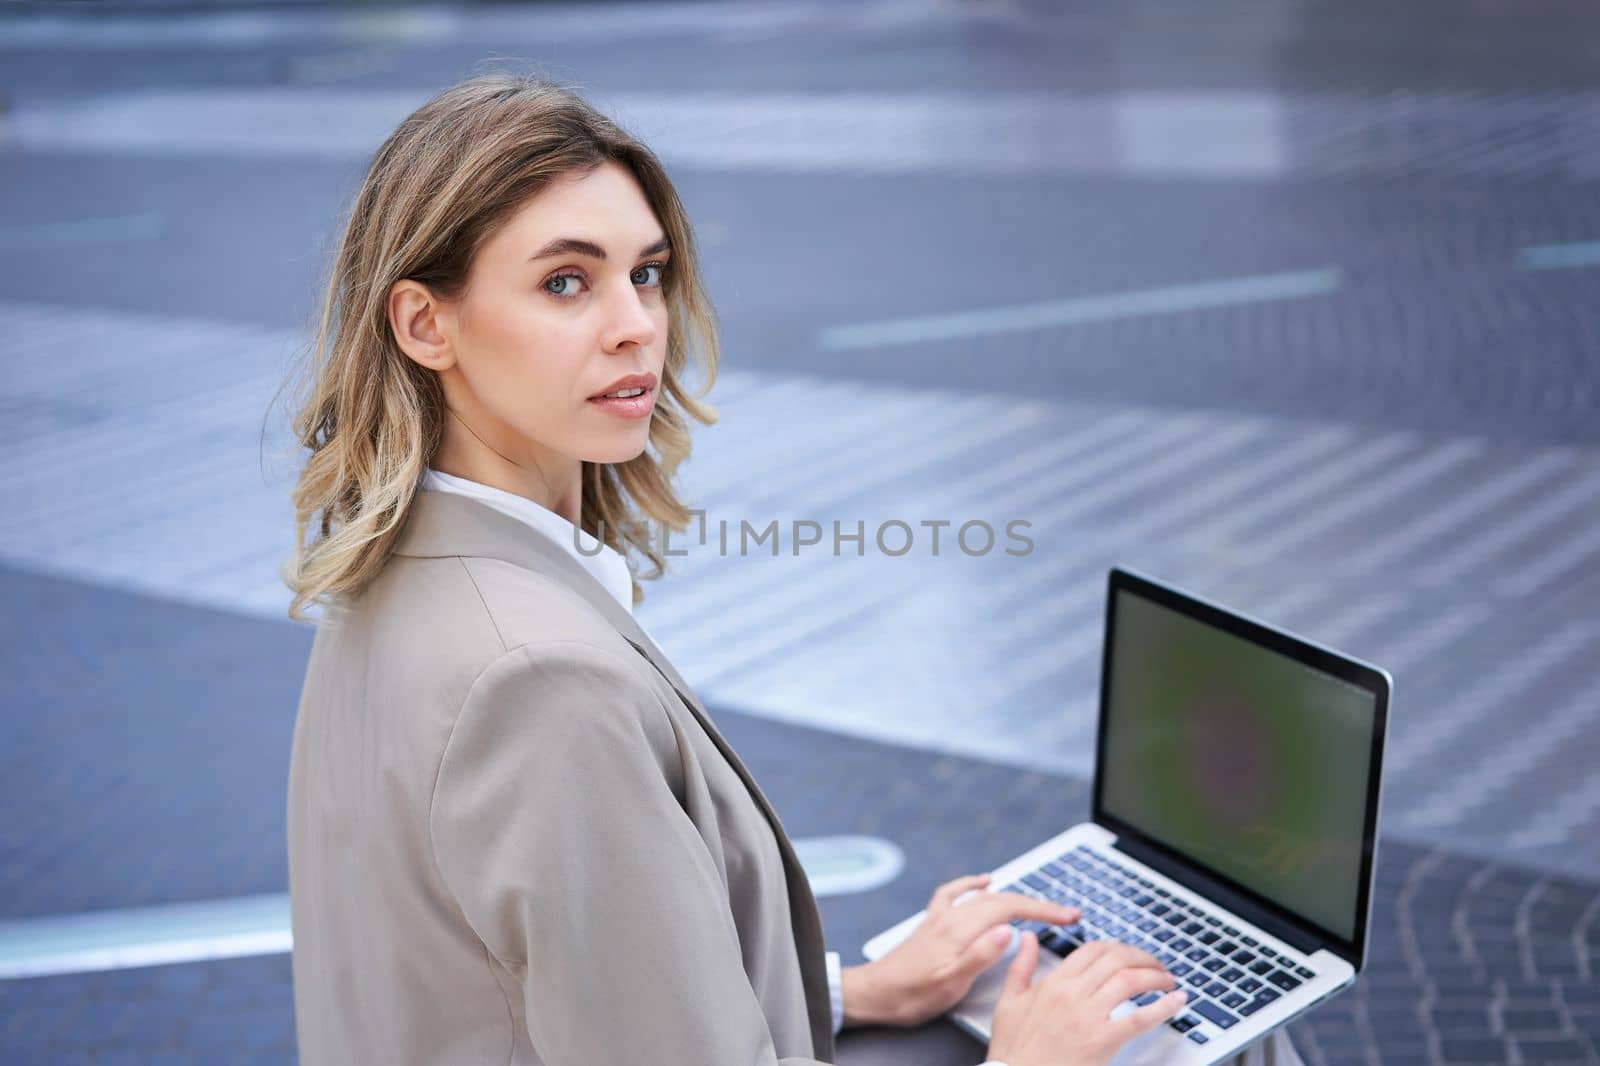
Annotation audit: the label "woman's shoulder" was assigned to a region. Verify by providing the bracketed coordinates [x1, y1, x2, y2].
[345, 551, 648, 682]
[305, 553, 668, 745]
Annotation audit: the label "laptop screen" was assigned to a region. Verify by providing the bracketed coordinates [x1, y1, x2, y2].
[1097, 581, 1381, 944]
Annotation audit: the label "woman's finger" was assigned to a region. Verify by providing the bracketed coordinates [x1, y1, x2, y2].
[1111, 988, 1190, 1042]
[1001, 930, 1039, 999]
[954, 923, 1018, 981]
[1073, 942, 1167, 1000]
[928, 874, 991, 912]
[1087, 962, 1176, 1013]
[947, 893, 1079, 939]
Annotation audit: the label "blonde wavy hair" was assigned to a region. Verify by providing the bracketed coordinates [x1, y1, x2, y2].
[280, 73, 719, 622]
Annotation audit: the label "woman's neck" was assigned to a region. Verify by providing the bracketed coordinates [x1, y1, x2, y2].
[430, 413, 583, 527]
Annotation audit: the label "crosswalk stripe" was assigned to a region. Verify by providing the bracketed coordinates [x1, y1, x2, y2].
[1025, 422, 1274, 533]
[1384, 627, 1594, 775]
[1105, 424, 1354, 542]
[1414, 466, 1600, 586]
[1491, 488, 1600, 595]
[1403, 665, 1600, 832]
[1178, 434, 1417, 549]
[1341, 451, 1575, 573]
[1241, 439, 1487, 561]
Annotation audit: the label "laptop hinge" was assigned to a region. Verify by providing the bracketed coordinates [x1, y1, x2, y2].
[1110, 832, 1324, 957]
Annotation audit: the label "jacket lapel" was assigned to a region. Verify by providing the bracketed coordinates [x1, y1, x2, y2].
[395, 490, 837, 1060]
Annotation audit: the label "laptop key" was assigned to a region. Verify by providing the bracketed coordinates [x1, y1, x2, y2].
[1040, 932, 1079, 957]
[1188, 1031, 1210, 1045]
[1260, 947, 1278, 959]
[1221, 992, 1247, 1008]
[1215, 941, 1237, 956]
[1198, 931, 1220, 946]
[1202, 958, 1225, 973]
[1192, 999, 1239, 1029]
[1250, 961, 1275, 976]
[1234, 951, 1256, 966]
[1132, 991, 1162, 1007]
[1170, 962, 1193, 977]
[1183, 921, 1205, 935]
[1183, 972, 1208, 989]
[1241, 936, 1259, 947]
[1296, 966, 1316, 980]
[1239, 977, 1262, 994]
[1223, 924, 1241, 936]
[1221, 967, 1244, 983]
[1204, 916, 1222, 927]
[1186, 948, 1208, 963]
[1267, 971, 1302, 992]
[1204, 981, 1228, 998]
[1153, 928, 1175, 943]
[1170, 1015, 1198, 1033]
[1240, 988, 1280, 1015]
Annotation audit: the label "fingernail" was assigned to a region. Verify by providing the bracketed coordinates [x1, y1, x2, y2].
[990, 927, 1012, 944]
[1172, 990, 1188, 1002]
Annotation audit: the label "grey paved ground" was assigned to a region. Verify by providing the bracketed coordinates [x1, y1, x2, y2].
[2, 0, 1599, 1061]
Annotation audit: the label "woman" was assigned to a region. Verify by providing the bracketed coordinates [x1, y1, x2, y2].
[283, 73, 1302, 1066]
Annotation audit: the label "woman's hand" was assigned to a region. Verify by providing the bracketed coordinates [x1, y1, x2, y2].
[986, 936, 1187, 1066]
[841, 873, 1080, 1029]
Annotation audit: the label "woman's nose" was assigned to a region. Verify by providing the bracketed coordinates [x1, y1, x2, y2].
[604, 285, 658, 351]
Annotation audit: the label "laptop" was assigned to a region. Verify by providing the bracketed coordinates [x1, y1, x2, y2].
[863, 566, 1391, 1064]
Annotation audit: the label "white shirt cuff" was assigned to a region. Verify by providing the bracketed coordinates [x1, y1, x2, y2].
[825, 950, 844, 1034]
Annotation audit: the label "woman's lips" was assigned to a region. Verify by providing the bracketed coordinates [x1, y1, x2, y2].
[587, 386, 654, 419]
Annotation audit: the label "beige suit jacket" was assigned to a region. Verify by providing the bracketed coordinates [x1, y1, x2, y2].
[287, 489, 837, 1065]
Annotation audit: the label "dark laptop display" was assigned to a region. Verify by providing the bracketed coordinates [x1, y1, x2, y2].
[1093, 569, 1390, 965]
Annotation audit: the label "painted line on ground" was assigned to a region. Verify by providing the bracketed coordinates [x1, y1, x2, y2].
[818, 267, 1341, 350]
[1518, 241, 1600, 271]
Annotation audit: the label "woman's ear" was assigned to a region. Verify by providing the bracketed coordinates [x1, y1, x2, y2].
[388, 279, 458, 372]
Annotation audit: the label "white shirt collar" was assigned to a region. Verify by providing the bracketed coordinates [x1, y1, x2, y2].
[418, 468, 634, 615]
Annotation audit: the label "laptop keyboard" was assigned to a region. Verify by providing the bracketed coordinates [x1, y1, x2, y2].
[1001, 844, 1318, 1046]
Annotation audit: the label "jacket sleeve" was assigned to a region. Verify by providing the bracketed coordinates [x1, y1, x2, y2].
[429, 640, 832, 1066]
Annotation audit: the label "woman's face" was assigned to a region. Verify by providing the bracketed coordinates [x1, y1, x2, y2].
[442, 160, 671, 468]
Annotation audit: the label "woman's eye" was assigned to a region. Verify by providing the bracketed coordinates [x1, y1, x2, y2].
[544, 273, 582, 297]
[632, 263, 665, 287]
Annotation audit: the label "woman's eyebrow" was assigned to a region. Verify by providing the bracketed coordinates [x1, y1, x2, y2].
[529, 235, 671, 262]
